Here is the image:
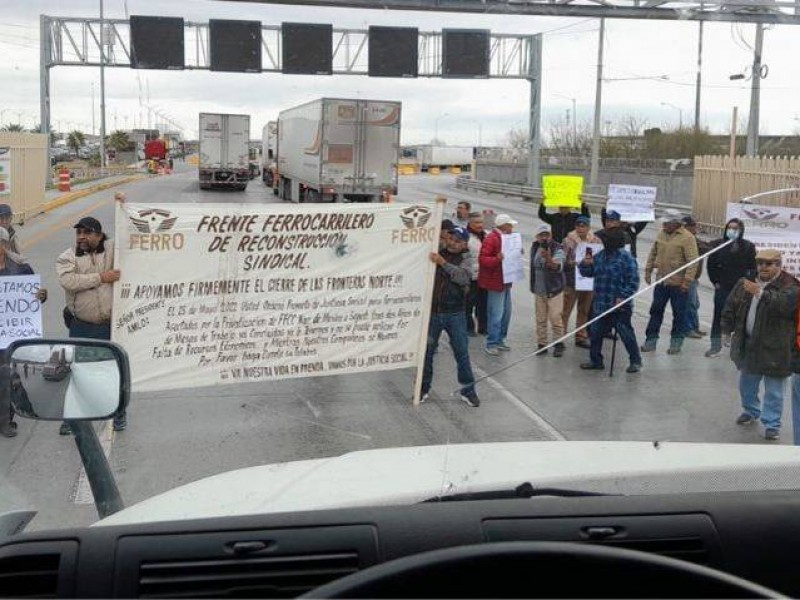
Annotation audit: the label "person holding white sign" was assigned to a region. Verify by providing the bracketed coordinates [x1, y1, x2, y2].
[529, 224, 566, 357]
[562, 216, 601, 349]
[480, 214, 518, 356]
[0, 228, 48, 438]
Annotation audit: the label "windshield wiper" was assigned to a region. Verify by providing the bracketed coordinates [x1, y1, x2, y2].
[422, 482, 614, 503]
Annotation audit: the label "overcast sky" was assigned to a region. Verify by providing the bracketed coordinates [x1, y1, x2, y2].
[3, 0, 800, 145]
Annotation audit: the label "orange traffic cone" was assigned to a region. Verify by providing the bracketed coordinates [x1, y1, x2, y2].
[58, 167, 71, 192]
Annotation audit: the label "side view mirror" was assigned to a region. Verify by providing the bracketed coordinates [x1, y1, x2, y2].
[5, 339, 130, 421]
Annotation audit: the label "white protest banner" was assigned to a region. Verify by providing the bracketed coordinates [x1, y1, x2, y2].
[606, 184, 657, 222]
[726, 202, 800, 277]
[0, 275, 43, 349]
[113, 202, 442, 392]
[0, 148, 10, 196]
[575, 243, 604, 291]
[502, 232, 525, 284]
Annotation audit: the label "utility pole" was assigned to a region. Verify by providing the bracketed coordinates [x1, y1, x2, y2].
[745, 23, 764, 156]
[99, 0, 107, 169]
[694, 21, 704, 133]
[589, 18, 605, 189]
[526, 34, 542, 188]
[571, 97, 577, 146]
[40, 15, 52, 171]
[91, 82, 96, 137]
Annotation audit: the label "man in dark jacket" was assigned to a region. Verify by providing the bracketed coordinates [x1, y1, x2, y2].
[600, 208, 648, 259]
[721, 249, 799, 441]
[421, 226, 480, 408]
[705, 217, 757, 357]
[530, 224, 566, 357]
[578, 228, 642, 373]
[538, 202, 590, 243]
[0, 228, 48, 438]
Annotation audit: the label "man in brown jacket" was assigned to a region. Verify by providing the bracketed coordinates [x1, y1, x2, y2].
[56, 215, 124, 433]
[642, 210, 699, 355]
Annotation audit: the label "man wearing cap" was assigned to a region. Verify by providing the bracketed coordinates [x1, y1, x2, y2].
[56, 215, 125, 433]
[562, 216, 601, 349]
[681, 216, 712, 340]
[641, 209, 699, 355]
[0, 203, 25, 263]
[538, 201, 590, 244]
[721, 249, 799, 441]
[530, 224, 567, 357]
[421, 225, 481, 408]
[600, 208, 648, 259]
[479, 214, 519, 356]
[0, 228, 47, 438]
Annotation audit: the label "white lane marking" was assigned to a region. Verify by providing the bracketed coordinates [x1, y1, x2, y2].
[72, 420, 115, 505]
[302, 397, 322, 419]
[471, 365, 567, 441]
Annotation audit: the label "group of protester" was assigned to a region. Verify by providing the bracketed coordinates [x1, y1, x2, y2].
[0, 196, 124, 439]
[426, 199, 800, 443]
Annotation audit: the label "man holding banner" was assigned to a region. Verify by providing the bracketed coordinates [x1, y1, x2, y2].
[0, 228, 47, 438]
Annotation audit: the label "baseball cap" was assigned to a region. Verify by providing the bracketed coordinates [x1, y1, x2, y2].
[682, 215, 697, 226]
[451, 226, 470, 241]
[495, 214, 518, 227]
[662, 209, 684, 224]
[535, 223, 552, 236]
[755, 249, 782, 262]
[0, 204, 12, 217]
[73, 216, 103, 233]
[575, 215, 591, 226]
[605, 210, 622, 222]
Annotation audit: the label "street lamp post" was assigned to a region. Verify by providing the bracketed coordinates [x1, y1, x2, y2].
[661, 102, 683, 129]
[555, 94, 577, 146]
[434, 113, 449, 144]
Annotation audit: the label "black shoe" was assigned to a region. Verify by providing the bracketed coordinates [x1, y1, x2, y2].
[1, 422, 17, 438]
[460, 392, 480, 408]
[536, 344, 548, 356]
[113, 415, 127, 432]
[580, 362, 605, 370]
[765, 428, 780, 441]
[626, 363, 642, 374]
[553, 343, 565, 358]
[59, 422, 72, 436]
[705, 347, 722, 358]
[736, 413, 756, 426]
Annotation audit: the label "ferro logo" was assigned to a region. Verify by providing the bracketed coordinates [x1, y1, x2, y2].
[392, 205, 435, 244]
[128, 209, 185, 251]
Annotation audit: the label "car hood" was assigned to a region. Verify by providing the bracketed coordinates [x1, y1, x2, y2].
[95, 441, 800, 527]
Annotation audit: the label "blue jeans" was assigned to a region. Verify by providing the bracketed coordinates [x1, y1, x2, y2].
[684, 280, 700, 333]
[589, 307, 642, 367]
[739, 371, 786, 430]
[422, 312, 475, 396]
[792, 375, 800, 445]
[645, 284, 689, 341]
[486, 287, 511, 348]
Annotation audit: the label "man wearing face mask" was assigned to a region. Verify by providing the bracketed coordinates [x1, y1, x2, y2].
[420, 226, 480, 408]
[579, 228, 642, 373]
[56, 216, 125, 434]
[721, 249, 799, 441]
[705, 218, 757, 357]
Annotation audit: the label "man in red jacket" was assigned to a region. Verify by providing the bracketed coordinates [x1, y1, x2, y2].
[479, 213, 518, 356]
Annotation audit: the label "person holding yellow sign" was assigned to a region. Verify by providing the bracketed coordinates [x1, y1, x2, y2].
[539, 175, 591, 243]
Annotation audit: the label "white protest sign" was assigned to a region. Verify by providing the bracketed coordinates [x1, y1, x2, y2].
[575, 243, 604, 292]
[113, 202, 441, 392]
[726, 202, 800, 277]
[0, 275, 43, 349]
[502, 232, 525, 284]
[607, 185, 657, 222]
[0, 148, 10, 196]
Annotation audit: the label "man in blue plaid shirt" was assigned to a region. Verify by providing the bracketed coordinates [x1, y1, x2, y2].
[578, 228, 642, 373]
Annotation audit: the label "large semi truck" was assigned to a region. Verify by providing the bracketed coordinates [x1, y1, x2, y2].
[198, 113, 250, 191]
[261, 121, 278, 190]
[277, 98, 401, 203]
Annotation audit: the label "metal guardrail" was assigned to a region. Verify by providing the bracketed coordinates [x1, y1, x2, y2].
[454, 176, 691, 213]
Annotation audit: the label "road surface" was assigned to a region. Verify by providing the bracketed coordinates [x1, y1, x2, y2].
[0, 165, 787, 532]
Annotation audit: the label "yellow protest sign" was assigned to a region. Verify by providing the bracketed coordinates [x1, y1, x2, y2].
[543, 175, 584, 208]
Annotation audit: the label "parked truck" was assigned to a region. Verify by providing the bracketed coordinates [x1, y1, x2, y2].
[416, 145, 474, 171]
[198, 113, 250, 191]
[277, 98, 401, 203]
[261, 121, 278, 190]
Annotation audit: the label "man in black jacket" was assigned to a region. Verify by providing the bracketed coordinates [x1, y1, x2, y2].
[600, 208, 648, 259]
[706, 218, 757, 357]
[420, 225, 480, 408]
[538, 202, 590, 243]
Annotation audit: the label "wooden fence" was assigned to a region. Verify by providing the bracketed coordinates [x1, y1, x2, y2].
[0, 133, 48, 222]
[693, 155, 800, 230]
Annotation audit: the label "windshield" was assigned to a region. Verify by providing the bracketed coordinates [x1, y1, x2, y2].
[2, 0, 800, 533]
